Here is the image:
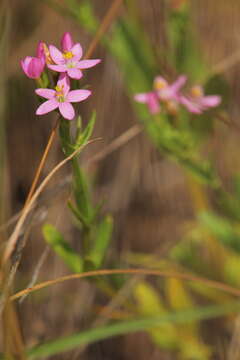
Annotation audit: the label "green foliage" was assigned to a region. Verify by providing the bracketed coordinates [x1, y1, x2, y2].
[44, 112, 113, 273]
[87, 215, 113, 269]
[167, 3, 207, 81]
[28, 301, 240, 359]
[43, 224, 83, 272]
[199, 211, 240, 252]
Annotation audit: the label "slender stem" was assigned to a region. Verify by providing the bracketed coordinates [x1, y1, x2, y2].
[10, 267, 240, 302]
[84, 0, 124, 59]
[24, 117, 59, 207]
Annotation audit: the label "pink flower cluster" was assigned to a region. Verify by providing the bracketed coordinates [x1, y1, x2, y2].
[134, 75, 221, 115]
[21, 32, 101, 120]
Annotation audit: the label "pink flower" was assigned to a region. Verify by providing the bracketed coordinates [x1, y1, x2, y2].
[134, 75, 186, 114]
[47, 32, 101, 79]
[134, 92, 160, 114]
[179, 85, 221, 114]
[154, 75, 187, 102]
[35, 74, 91, 120]
[21, 41, 46, 79]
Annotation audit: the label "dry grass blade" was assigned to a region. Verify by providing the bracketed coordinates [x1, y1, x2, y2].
[0, 124, 142, 233]
[2, 141, 94, 267]
[84, 0, 124, 59]
[10, 268, 240, 302]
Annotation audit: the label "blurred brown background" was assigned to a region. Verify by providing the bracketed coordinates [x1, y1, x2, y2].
[2, 0, 240, 359]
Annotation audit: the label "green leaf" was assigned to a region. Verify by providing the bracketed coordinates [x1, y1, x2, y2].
[71, 0, 99, 33]
[134, 281, 178, 349]
[88, 215, 113, 269]
[199, 212, 240, 252]
[167, 5, 207, 82]
[28, 302, 240, 359]
[74, 111, 96, 148]
[71, 159, 94, 223]
[68, 201, 91, 229]
[43, 224, 83, 273]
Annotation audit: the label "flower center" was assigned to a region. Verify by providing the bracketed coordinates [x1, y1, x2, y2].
[154, 78, 168, 90]
[66, 61, 76, 69]
[191, 85, 203, 98]
[64, 51, 74, 60]
[55, 85, 65, 102]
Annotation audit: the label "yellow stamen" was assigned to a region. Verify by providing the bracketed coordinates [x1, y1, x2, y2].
[43, 43, 54, 65]
[64, 51, 74, 60]
[154, 77, 168, 90]
[191, 85, 203, 98]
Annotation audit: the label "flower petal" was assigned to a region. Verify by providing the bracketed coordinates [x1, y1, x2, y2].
[49, 45, 65, 64]
[71, 43, 83, 61]
[147, 93, 160, 114]
[59, 102, 75, 120]
[67, 68, 83, 79]
[180, 96, 202, 114]
[21, 57, 32, 73]
[170, 75, 187, 93]
[77, 59, 101, 69]
[134, 93, 148, 103]
[48, 64, 67, 72]
[36, 99, 59, 115]
[200, 95, 221, 108]
[37, 41, 45, 61]
[27, 58, 45, 79]
[35, 88, 56, 99]
[57, 73, 70, 95]
[61, 32, 74, 52]
[67, 90, 91, 103]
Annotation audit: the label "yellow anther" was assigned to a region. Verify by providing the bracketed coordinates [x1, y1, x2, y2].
[43, 43, 54, 65]
[64, 51, 73, 59]
[191, 85, 203, 98]
[154, 77, 168, 90]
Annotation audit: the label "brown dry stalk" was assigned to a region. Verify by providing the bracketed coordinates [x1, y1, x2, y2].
[10, 268, 240, 302]
[23, 117, 59, 207]
[2, 142, 94, 267]
[0, 124, 142, 233]
[84, 0, 124, 59]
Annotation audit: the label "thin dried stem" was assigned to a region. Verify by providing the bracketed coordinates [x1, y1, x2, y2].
[0, 124, 142, 233]
[2, 141, 92, 267]
[24, 117, 59, 207]
[84, 0, 124, 59]
[10, 268, 240, 302]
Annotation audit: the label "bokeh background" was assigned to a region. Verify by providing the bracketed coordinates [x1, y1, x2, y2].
[2, 0, 240, 359]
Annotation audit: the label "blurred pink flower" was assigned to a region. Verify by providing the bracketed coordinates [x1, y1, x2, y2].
[35, 74, 91, 120]
[154, 75, 187, 102]
[21, 41, 46, 79]
[180, 85, 221, 114]
[48, 32, 101, 79]
[134, 92, 160, 114]
[134, 75, 186, 114]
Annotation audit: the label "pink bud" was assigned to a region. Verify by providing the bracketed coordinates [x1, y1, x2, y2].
[21, 56, 45, 79]
[21, 40, 46, 79]
[61, 32, 74, 52]
[36, 41, 45, 61]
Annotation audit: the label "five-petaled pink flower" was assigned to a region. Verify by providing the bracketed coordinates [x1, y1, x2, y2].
[35, 74, 91, 120]
[48, 32, 101, 79]
[21, 41, 46, 79]
[179, 85, 221, 114]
